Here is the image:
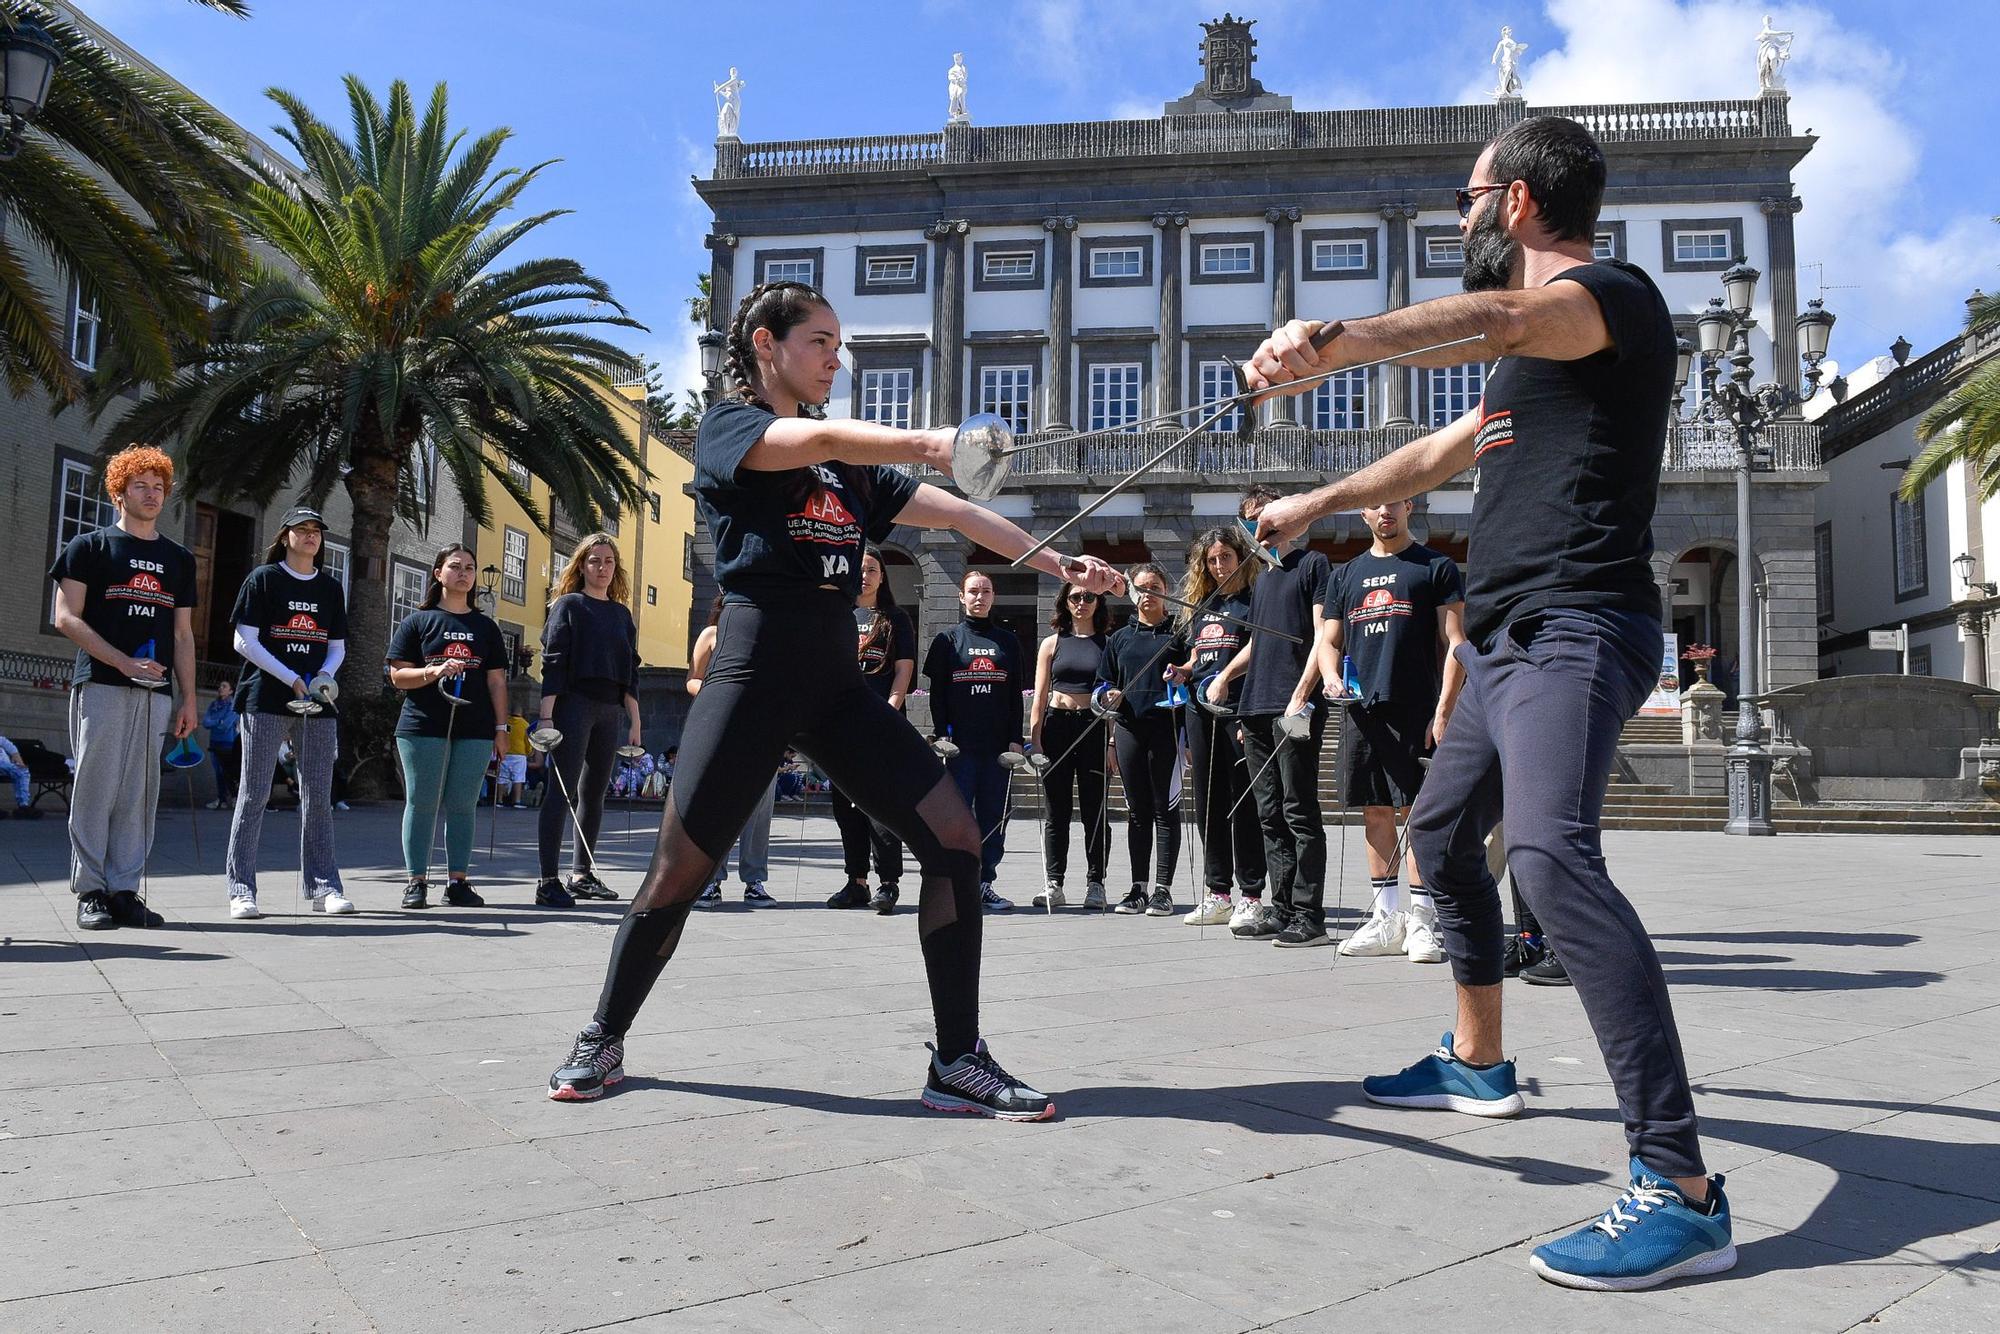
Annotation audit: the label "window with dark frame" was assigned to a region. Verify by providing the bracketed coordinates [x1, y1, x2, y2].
[1089, 246, 1144, 280]
[391, 561, 427, 630]
[1427, 363, 1485, 427]
[56, 458, 114, 549]
[1196, 360, 1244, 434]
[1087, 363, 1142, 433]
[982, 250, 1036, 281]
[978, 364, 1034, 434]
[1311, 238, 1368, 272]
[68, 278, 102, 370]
[1310, 368, 1369, 429]
[859, 368, 914, 429]
[502, 527, 528, 603]
[1891, 493, 1928, 601]
[1814, 523, 1833, 622]
[322, 540, 352, 597]
[864, 254, 917, 285]
[1198, 242, 1255, 276]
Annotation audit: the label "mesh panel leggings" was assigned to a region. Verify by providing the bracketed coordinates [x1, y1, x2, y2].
[1038, 708, 1106, 885]
[588, 596, 986, 1060]
[1113, 711, 1182, 890]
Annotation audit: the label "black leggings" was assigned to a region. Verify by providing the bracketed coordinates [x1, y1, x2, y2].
[831, 782, 903, 885]
[1184, 708, 1266, 896]
[1038, 708, 1106, 885]
[537, 692, 624, 879]
[1113, 711, 1182, 890]
[589, 595, 985, 1059]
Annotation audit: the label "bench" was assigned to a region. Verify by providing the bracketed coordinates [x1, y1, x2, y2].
[14, 738, 73, 812]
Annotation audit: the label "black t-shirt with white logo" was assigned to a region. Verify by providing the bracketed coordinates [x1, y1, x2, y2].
[1326, 543, 1464, 709]
[48, 527, 198, 689]
[230, 562, 349, 716]
[924, 618, 1024, 753]
[1468, 260, 1674, 647]
[385, 607, 510, 738]
[855, 605, 915, 702]
[1239, 549, 1332, 717]
[696, 399, 920, 604]
[1176, 589, 1253, 705]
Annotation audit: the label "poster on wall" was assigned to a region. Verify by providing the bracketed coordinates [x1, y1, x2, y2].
[1639, 632, 1681, 717]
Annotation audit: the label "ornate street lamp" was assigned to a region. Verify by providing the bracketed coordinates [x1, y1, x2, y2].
[479, 562, 500, 606]
[1688, 260, 1835, 835]
[0, 16, 61, 162]
[697, 328, 727, 407]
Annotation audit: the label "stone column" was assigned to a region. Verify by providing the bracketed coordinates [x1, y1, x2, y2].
[1043, 215, 1077, 430]
[1762, 195, 1805, 414]
[1379, 204, 1417, 427]
[927, 218, 970, 426]
[1152, 212, 1188, 417]
[1962, 607, 1992, 689]
[703, 232, 738, 333]
[1266, 205, 1302, 427]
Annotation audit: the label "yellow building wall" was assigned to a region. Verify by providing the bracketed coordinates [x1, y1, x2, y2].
[474, 456, 558, 682]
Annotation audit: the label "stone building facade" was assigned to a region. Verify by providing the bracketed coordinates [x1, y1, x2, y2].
[686, 18, 1826, 687]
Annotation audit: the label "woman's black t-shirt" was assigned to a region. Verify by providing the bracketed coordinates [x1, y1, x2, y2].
[1098, 617, 1179, 721]
[696, 399, 920, 604]
[1177, 590, 1253, 704]
[230, 562, 349, 716]
[1467, 260, 1674, 647]
[541, 593, 640, 701]
[855, 605, 915, 702]
[924, 618, 1024, 753]
[385, 608, 510, 738]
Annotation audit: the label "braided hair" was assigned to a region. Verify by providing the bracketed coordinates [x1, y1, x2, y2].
[725, 281, 832, 410]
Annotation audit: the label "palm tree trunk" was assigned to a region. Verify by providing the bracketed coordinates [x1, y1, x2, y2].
[337, 445, 404, 799]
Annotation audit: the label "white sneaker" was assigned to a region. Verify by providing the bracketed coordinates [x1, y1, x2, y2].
[1226, 897, 1258, 931]
[1338, 907, 1408, 956]
[1405, 907, 1446, 963]
[228, 895, 261, 920]
[1031, 882, 1067, 910]
[312, 890, 357, 915]
[1184, 892, 1234, 926]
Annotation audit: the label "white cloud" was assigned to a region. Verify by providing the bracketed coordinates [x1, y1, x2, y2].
[1490, 0, 1993, 358]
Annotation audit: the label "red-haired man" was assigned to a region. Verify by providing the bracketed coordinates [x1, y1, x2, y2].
[49, 445, 199, 930]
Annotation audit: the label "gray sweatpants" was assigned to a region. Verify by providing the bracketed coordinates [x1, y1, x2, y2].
[68, 683, 171, 898]
[226, 710, 344, 901]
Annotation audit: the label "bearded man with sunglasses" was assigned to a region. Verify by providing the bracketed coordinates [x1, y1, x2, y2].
[1246, 115, 1736, 1293]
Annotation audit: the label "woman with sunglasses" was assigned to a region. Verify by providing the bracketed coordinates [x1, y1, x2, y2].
[1027, 583, 1110, 910]
[1098, 563, 1185, 918]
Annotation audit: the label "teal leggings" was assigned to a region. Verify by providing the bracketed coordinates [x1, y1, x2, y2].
[397, 736, 494, 878]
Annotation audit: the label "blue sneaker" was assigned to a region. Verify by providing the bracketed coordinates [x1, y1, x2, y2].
[1360, 1032, 1525, 1117]
[1530, 1159, 1736, 1291]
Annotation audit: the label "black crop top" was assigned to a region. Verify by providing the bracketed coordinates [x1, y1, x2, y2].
[1049, 633, 1103, 693]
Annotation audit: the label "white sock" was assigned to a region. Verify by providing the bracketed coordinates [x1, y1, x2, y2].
[1371, 875, 1402, 916]
[1409, 883, 1435, 918]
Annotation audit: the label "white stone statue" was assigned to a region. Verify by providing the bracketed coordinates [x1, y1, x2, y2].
[1491, 26, 1528, 99]
[944, 52, 968, 125]
[1756, 15, 1794, 93]
[713, 67, 744, 140]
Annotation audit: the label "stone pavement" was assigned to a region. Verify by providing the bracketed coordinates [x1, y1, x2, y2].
[2, 802, 1997, 1333]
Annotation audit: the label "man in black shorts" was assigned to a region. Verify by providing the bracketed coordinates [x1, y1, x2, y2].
[1314, 498, 1465, 964]
[1246, 116, 1737, 1291]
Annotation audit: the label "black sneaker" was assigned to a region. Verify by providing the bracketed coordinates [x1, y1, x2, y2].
[1145, 887, 1175, 917]
[442, 879, 486, 908]
[744, 882, 776, 904]
[871, 883, 900, 915]
[77, 891, 115, 930]
[1503, 932, 1547, 978]
[1521, 947, 1573, 987]
[920, 1040, 1055, 1121]
[107, 891, 164, 929]
[1113, 887, 1149, 915]
[827, 880, 872, 909]
[547, 1024, 625, 1101]
[696, 881, 721, 904]
[535, 878, 575, 908]
[1274, 914, 1332, 947]
[401, 878, 429, 909]
[568, 871, 619, 901]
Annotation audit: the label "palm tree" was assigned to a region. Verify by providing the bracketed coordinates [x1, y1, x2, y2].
[1904, 283, 2000, 504]
[0, 1, 251, 403]
[97, 77, 649, 760]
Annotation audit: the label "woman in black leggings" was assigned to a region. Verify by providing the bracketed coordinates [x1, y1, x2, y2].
[1170, 525, 1267, 929]
[826, 550, 914, 914]
[1028, 583, 1109, 910]
[535, 533, 641, 906]
[547, 281, 1119, 1118]
[1099, 563, 1184, 918]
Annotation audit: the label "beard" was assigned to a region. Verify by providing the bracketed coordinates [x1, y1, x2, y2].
[1461, 201, 1519, 292]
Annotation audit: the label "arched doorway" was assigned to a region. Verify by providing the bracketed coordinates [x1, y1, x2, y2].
[1671, 545, 1765, 705]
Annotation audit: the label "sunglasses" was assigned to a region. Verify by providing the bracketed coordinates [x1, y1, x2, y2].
[1066, 592, 1097, 603]
[1455, 182, 1513, 218]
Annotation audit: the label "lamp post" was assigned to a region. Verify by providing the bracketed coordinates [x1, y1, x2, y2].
[697, 328, 726, 407]
[1953, 552, 1998, 689]
[0, 16, 61, 161]
[1673, 267, 1835, 836]
[479, 562, 500, 607]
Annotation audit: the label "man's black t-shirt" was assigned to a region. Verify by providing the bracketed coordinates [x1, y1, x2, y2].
[696, 399, 920, 604]
[1177, 590, 1254, 705]
[1239, 549, 1332, 717]
[924, 618, 1023, 753]
[1097, 617, 1179, 721]
[856, 605, 915, 702]
[386, 608, 510, 738]
[48, 527, 199, 689]
[1467, 259, 1674, 647]
[230, 562, 348, 716]
[1326, 543, 1464, 709]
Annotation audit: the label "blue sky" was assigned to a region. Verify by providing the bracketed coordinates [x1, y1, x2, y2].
[88, 0, 2000, 392]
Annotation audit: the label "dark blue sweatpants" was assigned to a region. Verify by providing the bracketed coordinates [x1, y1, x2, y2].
[947, 750, 1010, 884]
[1407, 607, 1705, 1180]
